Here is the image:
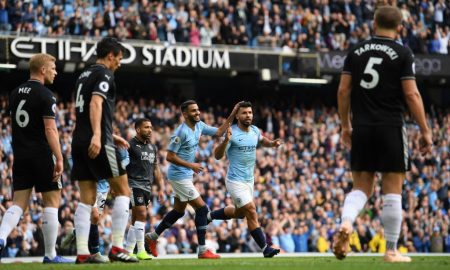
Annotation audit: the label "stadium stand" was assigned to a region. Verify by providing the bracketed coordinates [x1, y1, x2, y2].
[0, 0, 448, 53]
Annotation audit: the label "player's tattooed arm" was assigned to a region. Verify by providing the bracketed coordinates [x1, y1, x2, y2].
[215, 101, 244, 136]
[214, 125, 232, 159]
[154, 164, 165, 201]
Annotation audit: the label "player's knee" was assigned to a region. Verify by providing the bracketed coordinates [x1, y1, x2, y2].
[235, 210, 246, 219]
[244, 203, 256, 213]
[243, 204, 257, 219]
[110, 185, 130, 197]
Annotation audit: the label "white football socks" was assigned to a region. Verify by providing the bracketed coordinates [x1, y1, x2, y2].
[0, 205, 23, 242]
[74, 202, 92, 255]
[111, 196, 130, 248]
[382, 194, 402, 250]
[126, 225, 136, 253]
[134, 221, 146, 252]
[42, 207, 58, 259]
[341, 189, 368, 224]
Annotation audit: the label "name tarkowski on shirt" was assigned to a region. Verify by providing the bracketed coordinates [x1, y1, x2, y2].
[354, 43, 398, 60]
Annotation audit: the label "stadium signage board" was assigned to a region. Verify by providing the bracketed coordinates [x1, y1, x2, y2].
[318, 51, 444, 76]
[2, 36, 449, 77]
[8, 37, 231, 69]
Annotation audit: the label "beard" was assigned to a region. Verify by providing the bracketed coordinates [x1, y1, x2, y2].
[240, 119, 252, 127]
[188, 115, 201, 123]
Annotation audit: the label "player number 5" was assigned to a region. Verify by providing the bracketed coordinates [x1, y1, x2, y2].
[75, 83, 84, 113]
[16, 99, 29, 128]
[360, 57, 383, 89]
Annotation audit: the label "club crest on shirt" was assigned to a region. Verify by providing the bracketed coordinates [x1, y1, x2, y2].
[172, 136, 181, 144]
[137, 196, 144, 204]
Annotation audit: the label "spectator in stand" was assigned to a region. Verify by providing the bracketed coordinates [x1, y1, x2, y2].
[0, 0, 448, 54]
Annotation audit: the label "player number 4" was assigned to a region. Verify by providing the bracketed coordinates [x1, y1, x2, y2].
[360, 57, 383, 89]
[15, 99, 29, 128]
[75, 83, 84, 113]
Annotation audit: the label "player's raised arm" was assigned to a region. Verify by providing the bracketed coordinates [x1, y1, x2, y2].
[88, 95, 103, 159]
[215, 101, 243, 137]
[214, 125, 232, 160]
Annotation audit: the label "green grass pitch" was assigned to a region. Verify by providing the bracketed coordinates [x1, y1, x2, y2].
[1, 257, 450, 270]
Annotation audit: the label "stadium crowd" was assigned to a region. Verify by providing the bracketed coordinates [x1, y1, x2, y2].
[0, 95, 449, 257]
[0, 0, 449, 53]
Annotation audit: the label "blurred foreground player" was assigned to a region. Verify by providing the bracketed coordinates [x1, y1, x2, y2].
[333, 6, 432, 263]
[71, 37, 138, 263]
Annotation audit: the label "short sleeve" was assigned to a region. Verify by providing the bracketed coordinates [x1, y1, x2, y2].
[400, 50, 416, 80]
[168, 129, 184, 153]
[92, 70, 114, 99]
[200, 121, 218, 136]
[342, 52, 352, 75]
[41, 89, 56, 119]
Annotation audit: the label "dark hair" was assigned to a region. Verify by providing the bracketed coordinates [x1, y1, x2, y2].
[374, 6, 402, 30]
[134, 118, 151, 129]
[180, 100, 197, 112]
[238, 101, 252, 111]
[96, 37, 125, 59]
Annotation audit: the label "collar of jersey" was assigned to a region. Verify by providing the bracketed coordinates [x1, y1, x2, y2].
[92, 63, 107, 69]
[134, 136, 148, 145]
[28, 79, 42, 83]
[372, 35, 395, 41]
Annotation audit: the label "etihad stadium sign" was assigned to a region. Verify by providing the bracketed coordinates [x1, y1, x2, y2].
[9, 37, 231, 69]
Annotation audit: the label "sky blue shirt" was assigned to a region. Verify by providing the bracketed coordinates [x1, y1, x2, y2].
[97, 179, 109, 193]
[225, 124, 261, 182]
[167, 121, 217, 181]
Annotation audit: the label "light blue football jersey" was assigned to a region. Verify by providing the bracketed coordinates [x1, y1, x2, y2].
[225, 124, 261, 182]
[97, 179, 109, 193]
[167, 121, 217, 181]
